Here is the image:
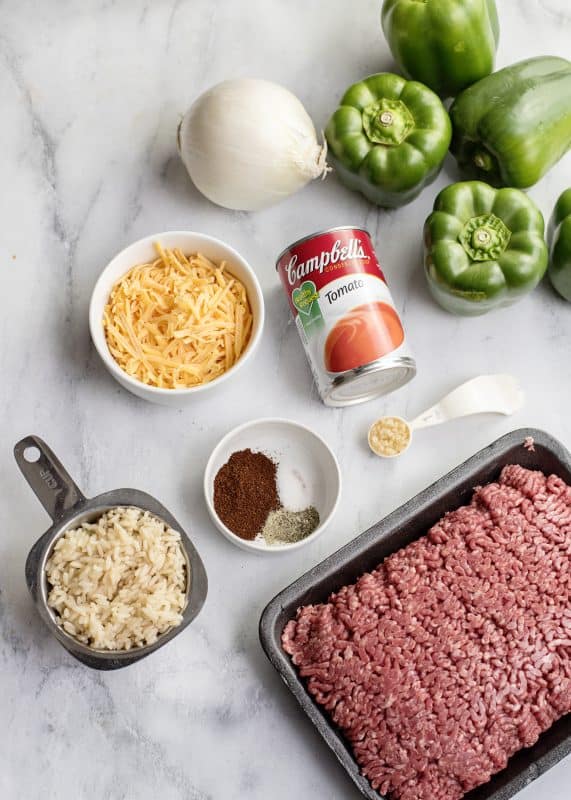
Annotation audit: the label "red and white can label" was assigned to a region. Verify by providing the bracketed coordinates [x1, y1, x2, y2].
[276, 227, 409, 402]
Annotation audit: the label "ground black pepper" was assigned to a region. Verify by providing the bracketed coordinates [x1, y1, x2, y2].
[262, 506, 320, 545]
[213, 449, 281, 540]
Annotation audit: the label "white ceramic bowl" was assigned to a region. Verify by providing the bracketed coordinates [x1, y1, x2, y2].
[89, 231, 265, 406]
[204, 418, 341, 553]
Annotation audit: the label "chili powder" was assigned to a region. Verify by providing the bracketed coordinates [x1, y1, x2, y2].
[213, 449, 281, 540]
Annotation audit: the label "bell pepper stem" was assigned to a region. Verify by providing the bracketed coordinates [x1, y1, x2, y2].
[362, 98, 414, 146]
[459, 213, 511, 261]
[473, 149, 495, 172]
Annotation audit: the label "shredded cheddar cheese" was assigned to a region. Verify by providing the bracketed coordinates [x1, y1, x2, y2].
[103, 244, 253, 389]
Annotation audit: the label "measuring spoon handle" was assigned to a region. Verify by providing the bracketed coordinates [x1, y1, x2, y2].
[410, 374, 524, 431]
[14, 435, 86, 522]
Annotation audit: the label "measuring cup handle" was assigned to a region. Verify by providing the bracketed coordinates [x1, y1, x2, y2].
[14, 435, 86, 522]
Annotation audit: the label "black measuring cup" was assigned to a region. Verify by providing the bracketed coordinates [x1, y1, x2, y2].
[14, 435, 208, 670]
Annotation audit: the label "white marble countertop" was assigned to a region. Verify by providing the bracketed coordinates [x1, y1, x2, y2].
[2, 1, 571, 798]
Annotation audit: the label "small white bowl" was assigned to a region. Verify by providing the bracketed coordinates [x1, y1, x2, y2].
[204, 418, 341, 553]
[89, 231, 265, 406]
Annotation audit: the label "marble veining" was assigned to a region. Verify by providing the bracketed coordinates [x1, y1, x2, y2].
[1, 1, 570, 798]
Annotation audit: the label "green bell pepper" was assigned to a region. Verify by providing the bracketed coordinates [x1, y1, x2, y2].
[424, 181, 548, 315]
[381, 0, 499, 98]
[325, 73, 451, 208]
[548, 189, 571, 302]
[450, 57, 571, 188]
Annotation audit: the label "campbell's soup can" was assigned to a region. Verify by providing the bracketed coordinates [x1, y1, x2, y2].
[276, 227, 416, 406]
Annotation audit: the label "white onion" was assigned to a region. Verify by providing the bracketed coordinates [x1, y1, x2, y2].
[177, 79, 328, 211]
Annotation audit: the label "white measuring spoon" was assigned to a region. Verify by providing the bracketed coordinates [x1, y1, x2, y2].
[368, 374, 525, 458]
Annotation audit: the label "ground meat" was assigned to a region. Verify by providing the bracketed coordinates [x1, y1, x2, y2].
[282, 465, 571, 800]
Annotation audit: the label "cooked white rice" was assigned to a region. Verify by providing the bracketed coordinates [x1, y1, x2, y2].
[45, 506, 187, 651]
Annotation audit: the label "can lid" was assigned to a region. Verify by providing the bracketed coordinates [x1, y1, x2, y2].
[323, 357, 416, 407]
[275, 226, 371, 270]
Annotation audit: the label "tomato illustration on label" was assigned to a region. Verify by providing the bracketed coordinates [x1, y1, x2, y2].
[324, 302, 404, 373]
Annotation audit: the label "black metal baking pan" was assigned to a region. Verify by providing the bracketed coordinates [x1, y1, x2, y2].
[259, 428, 571, 800]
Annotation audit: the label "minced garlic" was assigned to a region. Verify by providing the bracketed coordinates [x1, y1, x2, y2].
[368, 416, 411, 457]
